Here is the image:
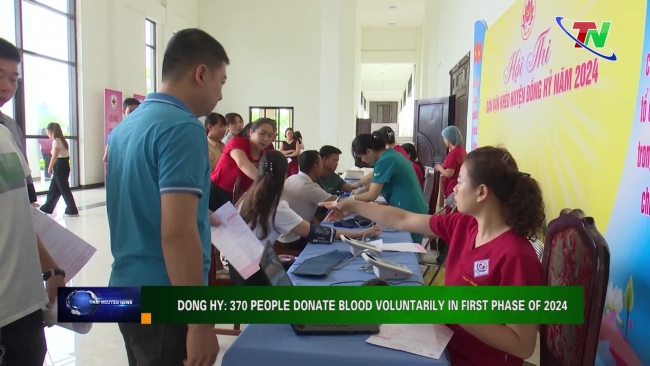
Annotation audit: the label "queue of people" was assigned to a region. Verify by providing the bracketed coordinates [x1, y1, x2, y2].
[0, 25, 543, 366]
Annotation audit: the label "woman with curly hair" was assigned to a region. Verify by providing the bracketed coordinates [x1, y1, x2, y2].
[321, 146, 545, 366]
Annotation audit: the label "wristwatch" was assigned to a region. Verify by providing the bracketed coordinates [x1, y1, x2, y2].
[43, 269, 66, 281]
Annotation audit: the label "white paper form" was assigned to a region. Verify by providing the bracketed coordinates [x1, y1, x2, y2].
[30, 208, 97, 284]
[210, 202, 264, 280]
[381, 243, 427, 253]
[366, 324, 454, 359]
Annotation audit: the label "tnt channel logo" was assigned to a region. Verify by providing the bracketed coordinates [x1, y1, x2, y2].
[555, 17, 616, 61]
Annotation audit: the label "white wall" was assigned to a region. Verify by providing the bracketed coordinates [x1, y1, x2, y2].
[198, 0, 360, 172]
[76, 0, 197, 185]
[420, 0, 517, 150]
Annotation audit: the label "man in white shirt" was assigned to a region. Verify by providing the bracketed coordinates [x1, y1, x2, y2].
[277, 150, 336, 251]
[0, 37, 66, 366]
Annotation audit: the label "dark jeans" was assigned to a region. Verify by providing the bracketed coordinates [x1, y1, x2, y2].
[0, 310, 47, 366]
[40, 158, 78, 215]
[118, 323, 188, 366]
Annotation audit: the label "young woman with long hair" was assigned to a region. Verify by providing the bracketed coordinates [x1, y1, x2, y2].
[401, 143, 425, 190]
[209, 118, 276, 211]
[40, 123, 78, 216]
[280, 127, 301, 177]
[205, 112, 227, 172]
[321, 146, 545, 366]
[231, 150, 381, 285]
[346, 133, 428, 244]
[222, 112, 243, 144]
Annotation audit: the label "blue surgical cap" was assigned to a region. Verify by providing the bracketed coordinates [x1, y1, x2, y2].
[441, 126, 463, 146]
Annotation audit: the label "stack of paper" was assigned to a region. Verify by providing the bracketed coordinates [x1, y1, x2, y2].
[381, 243, 427, 253]
[210, 202, 264, 280]
[31, 208, 97, 284]
[366, 324, 454, 359]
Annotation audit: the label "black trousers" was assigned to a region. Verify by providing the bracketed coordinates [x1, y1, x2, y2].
[118, 323, 188, 366]
[209, 182, 232, 212]
[0, 310, 47, 366]
[40, 158, 78, 215]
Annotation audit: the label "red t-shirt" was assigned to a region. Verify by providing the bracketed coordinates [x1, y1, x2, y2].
[429, 213, 543, 366]
[411, 161, 424, 189]
[210, 137, 273, 194]
[442, 145, 467, 197]
[393, 145, 410, 160]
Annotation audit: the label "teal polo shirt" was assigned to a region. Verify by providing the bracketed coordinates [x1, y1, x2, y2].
[106, 93, 211, 286]
[372, 148, 429, 243]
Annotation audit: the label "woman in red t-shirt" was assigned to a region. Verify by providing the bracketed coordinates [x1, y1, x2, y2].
[376, 126, 409, 159]
[401, 143, 425, 190]
[435, 126, 468, 210]
[209, 118, 276, 211]
[321, 146, 545, 366]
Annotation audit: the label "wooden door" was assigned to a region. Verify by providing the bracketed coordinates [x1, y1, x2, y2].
[414, 97, 450, 168]
[355, 118, 372, 168]
[449, 52, 470, 144]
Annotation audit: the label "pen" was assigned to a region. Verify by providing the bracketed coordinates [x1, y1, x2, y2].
[325, 193, 344, 219]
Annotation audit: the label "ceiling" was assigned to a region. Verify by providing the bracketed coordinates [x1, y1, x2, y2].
[357, 0, 425, 28]
[361, 63, 414, 101]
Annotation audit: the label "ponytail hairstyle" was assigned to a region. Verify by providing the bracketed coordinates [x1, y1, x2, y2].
[46, 122, 69, 150]
[205, 112, 226, 135]
[351, 133, 385, 159]
[237, 118, 277, 139]
[463, 146, 545, 240]
[401, 143, 425, 177]
[238, 150, 289, 239]
[376, 126, 397, 145]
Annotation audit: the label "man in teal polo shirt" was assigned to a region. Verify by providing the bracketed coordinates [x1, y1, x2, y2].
[106, 29, 228, 366]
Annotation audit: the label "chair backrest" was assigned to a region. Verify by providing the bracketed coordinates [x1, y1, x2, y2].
[423, 168, 442, 214]
[540, 209, 610, 366]
[231, 176, 242, 204]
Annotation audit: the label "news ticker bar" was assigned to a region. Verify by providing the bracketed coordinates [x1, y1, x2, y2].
[57, 286, 583, 325]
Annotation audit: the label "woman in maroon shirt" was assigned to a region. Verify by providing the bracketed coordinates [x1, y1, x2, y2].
[435, 125, 467, 211]
[280, 128, 301, 177]
[401, 143, 425, 190]
[209, 118, 276, 211]
[321, 146, 545, 366]
[376, 126, 409, 159]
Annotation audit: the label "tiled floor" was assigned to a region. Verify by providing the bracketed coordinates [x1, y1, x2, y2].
[37, 188, 539, 366]
[36, 189, 238, 366]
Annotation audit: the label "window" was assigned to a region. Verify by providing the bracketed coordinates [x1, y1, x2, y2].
[249, 107, 293, 149]
[5, 0, 78, 193]
[145, 19, 156, 94]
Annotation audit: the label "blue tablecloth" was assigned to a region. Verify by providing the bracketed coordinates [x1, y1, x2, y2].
[222, 226, 450, 366]
[287, 230, 424, 286]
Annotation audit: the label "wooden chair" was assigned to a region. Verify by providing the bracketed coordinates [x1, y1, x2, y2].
[540, 209, 610, 366]
[211, 177, 244, 336]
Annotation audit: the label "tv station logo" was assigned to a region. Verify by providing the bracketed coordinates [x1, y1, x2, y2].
[58, 287, 142, 323]
[555, 17, 617, 61]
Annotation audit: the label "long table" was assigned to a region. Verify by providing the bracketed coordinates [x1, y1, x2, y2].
[222, 226, 450, 366]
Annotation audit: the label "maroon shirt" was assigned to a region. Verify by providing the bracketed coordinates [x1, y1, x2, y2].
[429, 213, 543, 366]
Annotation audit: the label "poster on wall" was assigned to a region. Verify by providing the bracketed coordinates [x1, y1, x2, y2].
[133, 94, 146, 102]
[104, 89, 123, 142]
[470, 20, 487, 151]
[477, 0, 647, 363]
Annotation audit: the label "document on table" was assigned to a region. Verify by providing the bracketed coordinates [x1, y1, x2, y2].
[30, 208, 97, 284]
[210, 202, 263, 279]
[366, 324, 454, 359]
[381, 243, 427, 253]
